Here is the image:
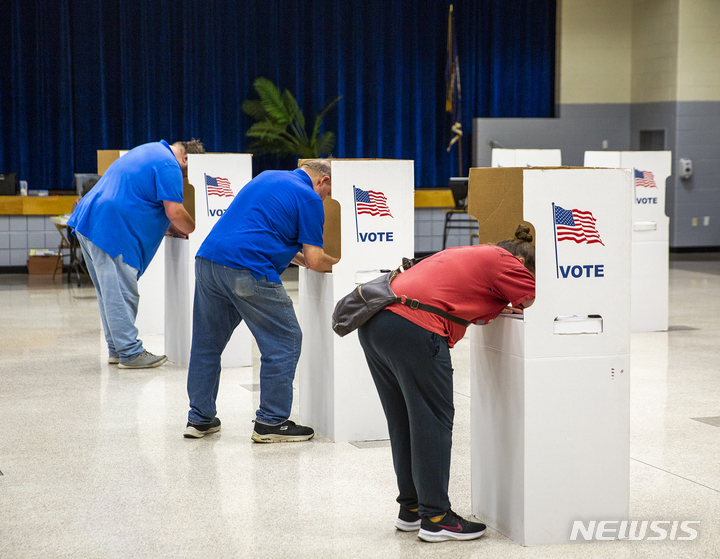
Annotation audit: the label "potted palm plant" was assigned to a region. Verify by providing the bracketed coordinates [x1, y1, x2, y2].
[242, 77, 341, 159]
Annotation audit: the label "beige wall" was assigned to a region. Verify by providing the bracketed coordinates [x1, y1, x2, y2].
[560, 0, 720, 104]
[631, 0, 680, 103]
[677, 0, 720, 101]
[559, 0, 632, 104]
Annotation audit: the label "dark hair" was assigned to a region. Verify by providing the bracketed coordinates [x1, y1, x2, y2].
[496, 224, 535, 275]
[174, 139, 206, 154]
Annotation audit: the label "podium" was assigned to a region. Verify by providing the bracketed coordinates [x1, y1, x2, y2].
[468, 167, 631, 545]
[491, 148, 562, 167]
[584, 151, 671, 332]
[298, 159, 414, 442]
[165, 154, 253, 367]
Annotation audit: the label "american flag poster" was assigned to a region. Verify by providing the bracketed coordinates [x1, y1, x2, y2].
[634, 168, 657, 188]
[354, 187, 393, 217]
[554, 204, 604, 246]
[205, 174, 234, 197]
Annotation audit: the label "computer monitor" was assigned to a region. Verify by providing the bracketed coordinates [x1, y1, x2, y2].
[74, 173, 101, 196]
[0, 173, 18, 196]
[448, 177, 469, 209]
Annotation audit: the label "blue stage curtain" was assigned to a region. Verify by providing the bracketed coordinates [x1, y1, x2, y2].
[0, 0, 555, 190]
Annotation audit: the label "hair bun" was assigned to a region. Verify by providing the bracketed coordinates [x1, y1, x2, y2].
[514, 224, 533, 243]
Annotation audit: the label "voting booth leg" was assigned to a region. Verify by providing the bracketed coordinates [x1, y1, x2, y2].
[470, 320, 630, 546]
[631, 242, 668, 332]
[136, 238, 165, 336]
[298, 268, 389, 443]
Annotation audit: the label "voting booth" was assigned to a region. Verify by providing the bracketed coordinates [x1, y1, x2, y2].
[584, 151, 671, 332]
[491, 148, 562, 168]
[298, 159, 414, 442]
[468, 167, 631, 546]
[165, 154, 253, 367]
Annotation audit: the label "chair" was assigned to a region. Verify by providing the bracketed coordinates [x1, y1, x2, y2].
[442, 177, 479, 249]
[51, 219, 90, 286]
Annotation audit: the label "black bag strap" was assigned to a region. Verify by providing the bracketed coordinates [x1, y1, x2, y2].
[396, 296, 472, 327]
[391, 255, 473, 327]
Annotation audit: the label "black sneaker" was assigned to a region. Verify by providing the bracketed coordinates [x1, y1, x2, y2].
[183, 417, 221, 438]
[251, 419, 314, 443]
[395, 506, 421, 531]
[418, 510, 487, 542]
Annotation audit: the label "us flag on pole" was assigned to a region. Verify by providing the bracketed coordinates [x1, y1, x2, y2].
[354, 186, 393, 217]
[634, 168, 657, 188]
[554, 205, 604, 245]
[205, 175, 234, 197]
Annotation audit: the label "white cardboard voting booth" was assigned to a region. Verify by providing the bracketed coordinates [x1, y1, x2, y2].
[491, 148, 562, 168]
[165, 154, 253, 367]
[298, 159, 414, 442]
[468, 167, 632, 546]
[584, 151, 671, 332]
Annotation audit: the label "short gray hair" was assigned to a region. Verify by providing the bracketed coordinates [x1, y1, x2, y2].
[300, 158, 332, 177]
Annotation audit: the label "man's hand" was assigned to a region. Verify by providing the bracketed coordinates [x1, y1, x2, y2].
[166, 223, 189, 239]
[163, 200, 195, 236]
[291, 252, 308, 268]
[302, 244, 340, 273]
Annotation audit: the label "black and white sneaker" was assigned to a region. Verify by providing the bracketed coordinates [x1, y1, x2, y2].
[395, 506, 422, 531]
[251, 419, 314, 443]
[183, 417, 221, 438]
[418, 510, 486, 542]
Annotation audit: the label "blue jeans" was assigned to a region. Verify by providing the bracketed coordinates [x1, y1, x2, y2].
[358, 310, 455, 518]
[187, 257, 302, 426]
[76, 232, 144, 361]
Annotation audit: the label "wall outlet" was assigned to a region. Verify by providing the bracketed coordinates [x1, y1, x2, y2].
[602, 139, 609, 149]
[692, 218, 698, 227]
[704, 216, 710, 226]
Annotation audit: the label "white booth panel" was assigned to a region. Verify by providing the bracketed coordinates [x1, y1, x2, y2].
[491, 148, 562, 168]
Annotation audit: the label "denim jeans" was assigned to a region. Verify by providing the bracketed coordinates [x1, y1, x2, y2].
[187, 257, 302, 426]
[358, 310, 455, 518]
[76, 232, 144, 361]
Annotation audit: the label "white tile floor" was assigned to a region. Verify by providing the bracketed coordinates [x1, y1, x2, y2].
[1, 257, 719, 558]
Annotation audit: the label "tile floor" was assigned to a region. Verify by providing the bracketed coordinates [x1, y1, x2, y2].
[1, 257, 719, 558]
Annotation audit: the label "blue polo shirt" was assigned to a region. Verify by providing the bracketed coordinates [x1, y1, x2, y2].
[68, 140, 183, 277]
[198, 168, 325, 283]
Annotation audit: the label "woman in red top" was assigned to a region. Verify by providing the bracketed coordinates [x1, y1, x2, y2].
[358, 225, 536, 543]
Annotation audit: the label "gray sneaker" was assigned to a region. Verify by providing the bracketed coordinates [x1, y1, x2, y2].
[108, 356, 120, 365]
[118, 350, 168, 369]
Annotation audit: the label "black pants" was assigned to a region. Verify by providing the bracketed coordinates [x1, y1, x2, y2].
[358, 310, 455, 517]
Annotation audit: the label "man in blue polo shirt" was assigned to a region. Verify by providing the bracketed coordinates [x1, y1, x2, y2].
[184, 159, 339, 442]
[69, 140, 200, 369]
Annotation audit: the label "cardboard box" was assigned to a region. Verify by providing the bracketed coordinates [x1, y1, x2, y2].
[27, 255, 58, 275]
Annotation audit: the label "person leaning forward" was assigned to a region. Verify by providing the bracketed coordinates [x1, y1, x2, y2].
[184, 159, 340, 442]
[358, 225, 536, 543]
[68, 139, 202, 369]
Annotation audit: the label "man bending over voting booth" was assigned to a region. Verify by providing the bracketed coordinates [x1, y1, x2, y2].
[467, 167, 632, 546]
[298, 159, 414, 443]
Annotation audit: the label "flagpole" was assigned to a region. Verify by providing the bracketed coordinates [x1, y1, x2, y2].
[458, 137, 463, 177]
[552, 202, 559, 279]
[204, 173, 210, 217]
[353, 186, 360, 243]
